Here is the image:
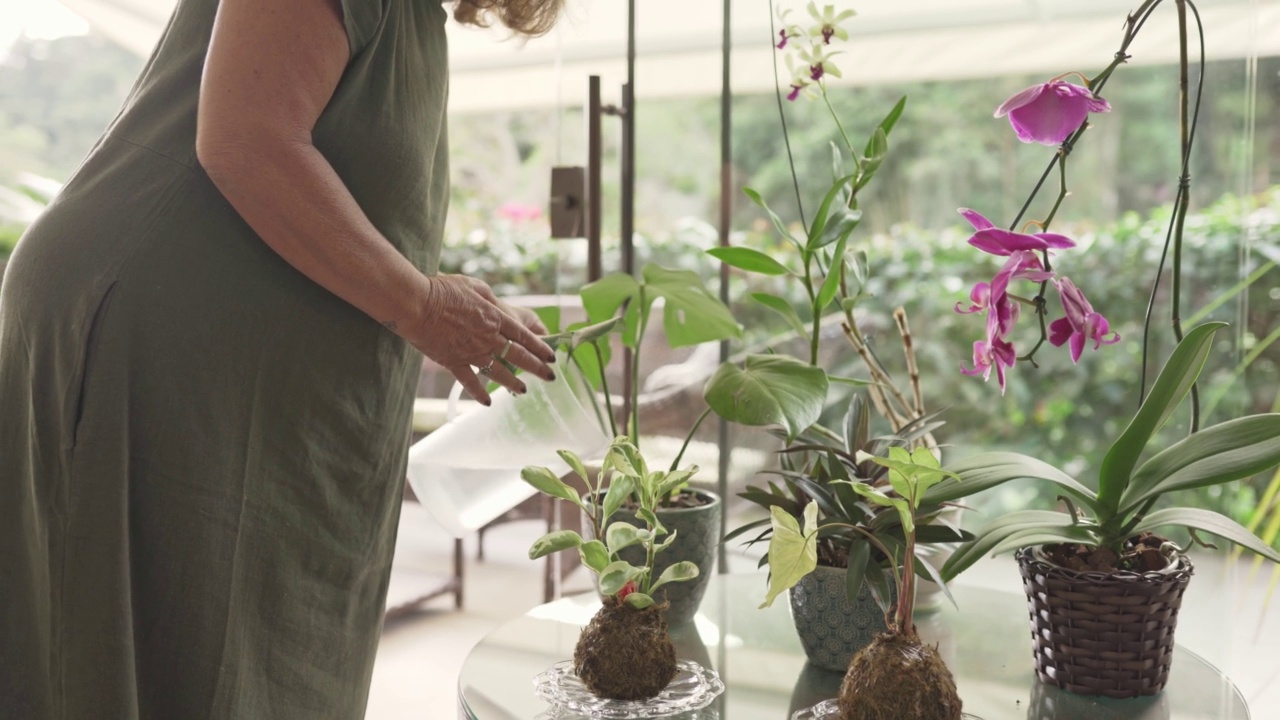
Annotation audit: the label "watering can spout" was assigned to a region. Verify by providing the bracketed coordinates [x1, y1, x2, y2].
[406, 359, 608, 537]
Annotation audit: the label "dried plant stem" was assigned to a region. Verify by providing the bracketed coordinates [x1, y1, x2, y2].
[893, 308, 925, 419]
[841, 320, 908, 430]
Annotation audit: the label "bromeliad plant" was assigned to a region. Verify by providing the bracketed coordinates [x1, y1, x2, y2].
[522, 436, 701, 700]
[725, 393, 967, 608]
[764, 447, 966, 720]
[940, 321, 1280, 578]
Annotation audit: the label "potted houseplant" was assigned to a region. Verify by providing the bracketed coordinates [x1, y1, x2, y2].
[522, 436, 704, 700]
[723, 393, 970, 671]
[545, 264, 742, 624]
[930, 0, 1280, 700]
[711, 0, 963, 665]
[764, 447, 967, 719]
[937, 321, 1280, 698]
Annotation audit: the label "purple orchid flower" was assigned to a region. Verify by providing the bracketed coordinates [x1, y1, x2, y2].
[961, 337, 1018, 394]
[995, 80, 1111, 146]
[960, 208, 1076, 256]
[1049, 277, 1120, 362]
[957, 251, 1050, 338]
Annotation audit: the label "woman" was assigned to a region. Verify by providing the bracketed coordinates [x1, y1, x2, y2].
[0, 0, 563, 717]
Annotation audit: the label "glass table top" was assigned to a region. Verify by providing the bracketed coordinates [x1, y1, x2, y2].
[457, 574, 1249, 720]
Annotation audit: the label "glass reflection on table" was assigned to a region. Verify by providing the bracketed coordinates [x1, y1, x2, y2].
[457, 574, 1248, 720]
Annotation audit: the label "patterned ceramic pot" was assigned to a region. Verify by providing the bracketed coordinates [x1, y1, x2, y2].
[614, 489, 721, 627]
[788, 565, 889, 672]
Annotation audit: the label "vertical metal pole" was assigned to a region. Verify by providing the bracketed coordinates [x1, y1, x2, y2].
[622, 3, 636, 277]
[716, 0, 732, 575]
[620, 0, 637, 435]
[586, 76, 603, 282]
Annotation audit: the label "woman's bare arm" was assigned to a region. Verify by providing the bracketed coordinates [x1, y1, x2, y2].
[195, 0, 553, 403]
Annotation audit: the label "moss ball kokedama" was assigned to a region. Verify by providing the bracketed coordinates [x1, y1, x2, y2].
[762, 447, 966, 720]
[573, 592, 678, 700]
[522, 437, 702, 702]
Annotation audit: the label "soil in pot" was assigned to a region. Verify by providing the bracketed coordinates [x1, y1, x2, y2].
[1041, 532, 1171, 573]
[836, 631, 963, 720]
[609, 489, 721, 626]
[573, 597, 677, 700]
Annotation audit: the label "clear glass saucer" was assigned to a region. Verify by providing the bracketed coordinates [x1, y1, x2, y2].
[792, 699, 982, 719]
[533, 659, 725, 719]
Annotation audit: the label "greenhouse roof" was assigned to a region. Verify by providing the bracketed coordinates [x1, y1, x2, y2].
[60, 0, 1280, 113]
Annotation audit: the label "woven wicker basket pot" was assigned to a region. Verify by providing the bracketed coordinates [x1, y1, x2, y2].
[1016, 547, 1194, 699]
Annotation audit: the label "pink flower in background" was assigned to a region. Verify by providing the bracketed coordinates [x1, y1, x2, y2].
[962, 337, 1018, 394]
[995, 80, 1111, 146]
[1049, 277, 1120, 362]
[960, 208, 1076, 256]
[498, 202, 543, 223]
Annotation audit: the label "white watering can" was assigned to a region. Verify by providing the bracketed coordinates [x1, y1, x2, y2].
[405, 358, 609, 538]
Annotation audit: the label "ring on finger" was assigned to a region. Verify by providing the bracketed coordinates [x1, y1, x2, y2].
[497, 338, 514, 361]
[478, 358, 496, 377]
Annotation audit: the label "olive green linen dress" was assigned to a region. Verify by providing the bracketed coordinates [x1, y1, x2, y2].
[0, 0, 449, 717]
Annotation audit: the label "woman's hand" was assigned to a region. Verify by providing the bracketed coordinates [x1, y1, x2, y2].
[497, 299, 548, 336]
[407, 275, 557, 405]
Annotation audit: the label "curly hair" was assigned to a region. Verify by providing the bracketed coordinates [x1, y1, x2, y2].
[451, 0, 565, 37]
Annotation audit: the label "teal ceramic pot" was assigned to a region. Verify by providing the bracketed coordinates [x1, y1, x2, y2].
[788, 565, 889, 672]
[614, 489, 721, 627]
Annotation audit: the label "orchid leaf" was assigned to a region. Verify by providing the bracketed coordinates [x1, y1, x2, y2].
[855, 127, 888, 191]
[932, 452, 1100, 515]
[529, 530, 584, 560]
[744, 187, 803, 253]
[708, 246, 791, 276]
[985, 525, 1102, 558]
[808, 172, 860, 249]
[750, 292, 810, 340]
[642, 264, 743, 348]
[650, 561, 700, 594]
[940, 510, 1082, 581]
[578, 540, 610, 572]
[1130, 508, 1280, 564]
[876, 96, 908, 139]
[1097, 322, 1226, 512]
[811, 206, 862, 252]
[704, 355, 828, 441]
[912, 555, 956, 610]
[761, 503, 819, 608]
[815, 233, 850, 310]
[1120, 414, 1280, 514]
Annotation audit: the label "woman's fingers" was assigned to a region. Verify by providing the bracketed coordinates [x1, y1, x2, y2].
[480, 357, 526, 395]
[498, 312, 557, 365]
[450, 363, 492, 406]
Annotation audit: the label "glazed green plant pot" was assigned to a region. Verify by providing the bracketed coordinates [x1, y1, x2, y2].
[614, 489, 721, 627]
[788, 565, 889, 672]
